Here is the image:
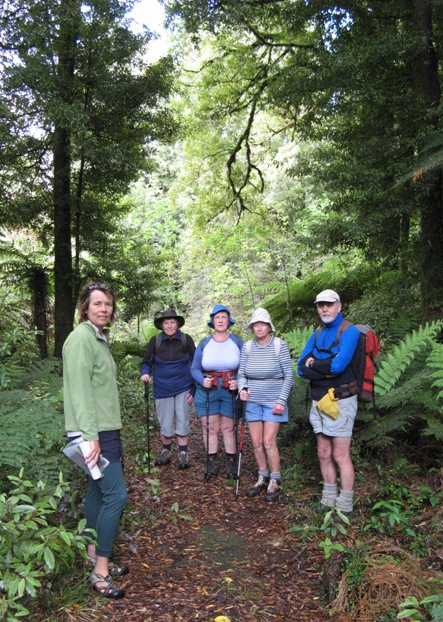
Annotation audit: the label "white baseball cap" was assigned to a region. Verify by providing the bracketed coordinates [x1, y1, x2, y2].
[314, 289, 341, 304]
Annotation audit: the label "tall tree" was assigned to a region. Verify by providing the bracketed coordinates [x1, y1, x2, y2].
[0, 0, 176, 355]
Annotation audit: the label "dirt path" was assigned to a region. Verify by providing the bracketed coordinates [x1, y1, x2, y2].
[96, 419, 330, 622]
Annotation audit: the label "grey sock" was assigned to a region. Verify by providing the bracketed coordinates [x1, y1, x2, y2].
[321, 483, 338, 508]
[335, 489, 354, 513]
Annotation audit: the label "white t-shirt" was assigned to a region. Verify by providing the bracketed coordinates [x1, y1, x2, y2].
[201, 337, 241, 371]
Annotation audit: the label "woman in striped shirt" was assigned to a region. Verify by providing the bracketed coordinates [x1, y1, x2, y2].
[238, 308, 294, 502]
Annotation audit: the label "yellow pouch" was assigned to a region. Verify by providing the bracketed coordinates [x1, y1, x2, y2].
[317, 388, 339, 419]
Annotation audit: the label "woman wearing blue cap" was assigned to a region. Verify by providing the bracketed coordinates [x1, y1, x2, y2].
[191, 305, 243, 479]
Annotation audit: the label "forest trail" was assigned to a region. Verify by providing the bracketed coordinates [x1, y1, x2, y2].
[94, 417, 331, 622]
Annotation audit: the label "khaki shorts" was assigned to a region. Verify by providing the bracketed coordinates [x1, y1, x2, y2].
[155, 390, 191, 437]
[309, 394, 357, 437]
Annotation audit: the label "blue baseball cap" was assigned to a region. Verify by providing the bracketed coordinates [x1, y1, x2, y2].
[207, 304, 235, 328]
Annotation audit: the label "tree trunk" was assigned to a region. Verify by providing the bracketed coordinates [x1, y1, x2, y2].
[29, 265, 49, 359]
[53, 123, 74, 357]
[53, 0, 80, 357]
[410, 0, 443, 316]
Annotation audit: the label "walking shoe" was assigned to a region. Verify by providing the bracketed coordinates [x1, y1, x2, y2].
[155, 448, 171, 466]
[178, 450, 189, 470]
[225, 455, 238, 480]
[205, 455, 220, 478]
[265, 478, 281, 502]
[246, 475, 269, 497]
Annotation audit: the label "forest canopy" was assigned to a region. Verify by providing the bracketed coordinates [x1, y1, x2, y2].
[0, 0, 442, 345]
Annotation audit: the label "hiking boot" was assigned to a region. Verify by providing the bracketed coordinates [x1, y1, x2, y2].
[205, 455, 220, 479]
[225, 455, 238, 480]
[178, 450, 189, 470]
[320, 502, 335, 513]
[247, 475, 269, 497]
[265, 478, 281, 503]
[155, 448, 171, 466]
[332, 509, 353, 523]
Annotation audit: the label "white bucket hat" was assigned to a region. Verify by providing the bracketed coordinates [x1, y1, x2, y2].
[247, 308, 276, 332]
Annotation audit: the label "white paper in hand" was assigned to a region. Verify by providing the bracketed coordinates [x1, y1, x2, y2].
[63, 438, 110, 480]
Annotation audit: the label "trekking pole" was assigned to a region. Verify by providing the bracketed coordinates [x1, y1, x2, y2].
[144, 381, 151, 474]
[205, 387, 210, 482]
[231, 388, 239, 480]
[235, 399, 246, 500]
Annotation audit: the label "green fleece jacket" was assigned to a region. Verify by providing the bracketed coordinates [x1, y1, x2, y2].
[63, 321, 121, 441]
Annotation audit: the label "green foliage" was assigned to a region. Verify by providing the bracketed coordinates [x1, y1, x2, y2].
[428, 344, 443, 403]
[375, 322, 443, 397]
[167, 0, 443, 314]
[0, 393, 64, 485]
[0, 360, 65, 487]
[265, 260, 383, 332]
[1, 0, 178, 350]
[354, 320, 443, 450]
[319, 510, 349, 559]
[283, 325, 317, 361]
[398, 590, 443, 621]
[0, 323, 40, 391]
[0, 470, 88, 622]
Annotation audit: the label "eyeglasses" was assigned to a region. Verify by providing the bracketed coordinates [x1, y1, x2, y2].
[86, 283, 113, 296]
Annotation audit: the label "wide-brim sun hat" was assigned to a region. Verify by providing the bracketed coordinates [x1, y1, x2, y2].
[154, 309, 185, 330]
[314, 289, 341, 304]
[247, 308, 276, 332]
[207, 304, 235, 328]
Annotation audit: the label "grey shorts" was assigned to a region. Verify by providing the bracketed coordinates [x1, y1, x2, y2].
[309, 394, 357, 437]
[155, 391, 191, 438]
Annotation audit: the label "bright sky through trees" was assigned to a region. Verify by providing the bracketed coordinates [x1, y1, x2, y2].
[129, 0, 170, 58]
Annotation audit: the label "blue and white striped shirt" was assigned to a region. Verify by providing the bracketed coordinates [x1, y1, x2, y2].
[237, 336, 294, 407]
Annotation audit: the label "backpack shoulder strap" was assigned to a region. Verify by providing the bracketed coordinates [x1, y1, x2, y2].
[337, 319, 353, 341]
[313, 327, 324, 344]
[155, 333, 162, 353]
[245, 337, 281, 357]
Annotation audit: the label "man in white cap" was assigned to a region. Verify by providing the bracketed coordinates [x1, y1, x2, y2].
[297, 290, 360, 517]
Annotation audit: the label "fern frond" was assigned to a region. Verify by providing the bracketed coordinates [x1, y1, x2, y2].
[358, 410, 411, 447]
[375, 369, 431, 410]
[428, 342, 443, 402]
[418, 414, 443, 440]
[282, 326, 317, 361]
[375, 321, 443, 397]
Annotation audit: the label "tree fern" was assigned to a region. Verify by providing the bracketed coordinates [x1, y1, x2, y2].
[375, 321, 443, 397]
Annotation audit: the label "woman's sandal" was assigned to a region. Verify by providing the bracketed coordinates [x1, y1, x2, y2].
[90, 571, 125, 599]
[87, 555, 129, 577]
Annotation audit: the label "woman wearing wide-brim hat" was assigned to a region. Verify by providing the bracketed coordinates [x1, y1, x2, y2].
[191, 304, 243, 479]
[141, 309, 196, 469]
[237, 308, 294, 502]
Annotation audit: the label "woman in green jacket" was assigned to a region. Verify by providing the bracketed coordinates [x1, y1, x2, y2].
[63, 282, 128, 599]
